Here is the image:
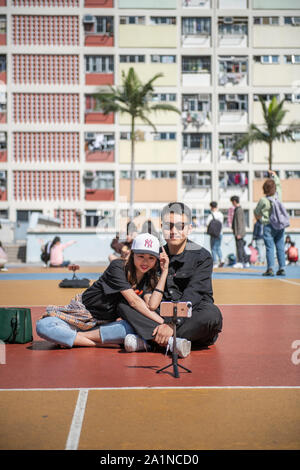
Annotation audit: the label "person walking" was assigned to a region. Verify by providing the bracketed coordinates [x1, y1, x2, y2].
[230, 195, 247, 268]
[254, 170, 288, 276]
[206, 201, 224, 268]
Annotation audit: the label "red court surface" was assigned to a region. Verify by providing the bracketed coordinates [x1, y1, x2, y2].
[1, 305, 299, 389]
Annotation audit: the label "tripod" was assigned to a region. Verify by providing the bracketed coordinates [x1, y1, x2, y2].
[156, 304, 192, 378]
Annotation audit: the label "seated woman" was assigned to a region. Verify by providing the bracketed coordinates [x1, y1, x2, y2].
[36, 233, 169, 350]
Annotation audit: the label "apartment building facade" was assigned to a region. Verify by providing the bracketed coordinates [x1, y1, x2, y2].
[0, 0, 300, 241]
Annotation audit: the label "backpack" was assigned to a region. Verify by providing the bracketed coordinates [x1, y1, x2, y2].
[267, 196, 290, 231]
[207, 213, 222, 238]
[41, 241, 51, 263]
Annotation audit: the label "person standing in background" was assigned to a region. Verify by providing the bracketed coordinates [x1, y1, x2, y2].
[206, 201, 224, 268]
[230, 195, 247, 268]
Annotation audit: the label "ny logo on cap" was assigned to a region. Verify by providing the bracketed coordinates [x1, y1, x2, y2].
[144, 239, 153, 248]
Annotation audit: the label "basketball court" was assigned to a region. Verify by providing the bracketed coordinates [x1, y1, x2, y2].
[0, 264, 300, 452]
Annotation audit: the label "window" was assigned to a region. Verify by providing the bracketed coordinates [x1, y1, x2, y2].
[284, 17, 300, 26]
[218, 17, 247, 35]
[119, 16, 145, 25]
[120, 170, 146, 179]
[85, 210, 100, 228]
[219, 171, 248, 188]
[85, 56, 114, 73]
[182, 56, 211, 73]
[151, 170, 176, 178]
[182, 17, 211, 35]
[183, 133, 211, 149]
[287, 209, 300, 218]
[0, 16, 6, 34]
[85, 132, 114, 151]
[284, 55, 300, 64]
[253, 17, 279, 25]
[151, 93, 176, 102]
[219, 56, 247, 74]
[182, 171, 211, 188]
[85, 171, 114, 190]
[151, 55, 176, 63]
[254, 55, 279, 64]
[95, 17, 113, 34]
[150, 17, 176, 25]
[285, 171, 300, 178]
[120, 55, 145, 63]
[0, 55, 6, 72]
[153, 132, 176, 140]
[254, 94, 279, 102]
[182, 94, 211, 112]
[219, 94, 248, 112]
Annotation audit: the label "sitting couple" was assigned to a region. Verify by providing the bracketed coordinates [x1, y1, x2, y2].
[36, 202, 223, 358]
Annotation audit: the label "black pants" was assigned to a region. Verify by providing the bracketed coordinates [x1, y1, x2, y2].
[118, 301, 223, 347]
[235, 237, 247, 264]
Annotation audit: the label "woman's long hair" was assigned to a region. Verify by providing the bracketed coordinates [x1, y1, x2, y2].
[124, 251, 159, 290]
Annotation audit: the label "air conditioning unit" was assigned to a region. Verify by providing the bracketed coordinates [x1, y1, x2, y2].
[224, 17, 233, 24]
[83, 171, 95, 180]
[83, 15, 95, 23]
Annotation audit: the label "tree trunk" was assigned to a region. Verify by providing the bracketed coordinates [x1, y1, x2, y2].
[129, 116, 135, 222]
[268, 140, 273, 171]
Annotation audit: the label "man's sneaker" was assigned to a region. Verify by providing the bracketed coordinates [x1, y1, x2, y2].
[124, 334, 149, 352]
[233, 262, 243, 269]
[167, 337, 191, 358]
[276, 268, 286, 276]
[262, 269, 274, 276]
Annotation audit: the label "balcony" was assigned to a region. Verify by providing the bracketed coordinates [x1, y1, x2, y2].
[182, 56, 211, 87]
[219, 171, 249, 202]
[219, 133, 247, 163]
[219, 94, 248, 125]
[85, 95, 114, 124]
[218, 17, 248, 47]
[182, 0, 210, 7]
[181, 18, 211, 48]
[83, 16, 114, 47]
[84, 170, 114, 201]
[182, 133, 211, 163]
[218, 57, 248, 87]
[181, 171, 212, 202]
[85, 133, 115, 162]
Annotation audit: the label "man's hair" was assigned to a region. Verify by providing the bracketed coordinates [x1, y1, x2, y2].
[230, 195, 240, 204]
[210, 201, 217, 209]
[263, 178, 276, 196]
[161, 202, 192, 224]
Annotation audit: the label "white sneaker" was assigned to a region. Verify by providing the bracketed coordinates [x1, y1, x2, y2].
[124, 334, 149, 352]
[167, 337, 191, 358]
[233, 262, 243, 269]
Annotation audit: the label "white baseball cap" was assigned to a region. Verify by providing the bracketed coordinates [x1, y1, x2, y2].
[131, 233, 160, 259]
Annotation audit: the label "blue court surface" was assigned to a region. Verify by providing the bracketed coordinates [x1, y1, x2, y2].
[1, 264, 300, 280]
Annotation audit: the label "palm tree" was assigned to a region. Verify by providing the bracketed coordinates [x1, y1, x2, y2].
[96, 67, 180, 221]
[234, 96, 300, 170]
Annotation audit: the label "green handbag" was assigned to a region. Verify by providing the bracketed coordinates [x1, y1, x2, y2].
[0, 308, 33, 344]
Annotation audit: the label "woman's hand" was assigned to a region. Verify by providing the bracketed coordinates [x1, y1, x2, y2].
[159, 246, 169, 273]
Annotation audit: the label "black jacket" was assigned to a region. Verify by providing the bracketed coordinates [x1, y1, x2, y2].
[161, 239, 214, 308]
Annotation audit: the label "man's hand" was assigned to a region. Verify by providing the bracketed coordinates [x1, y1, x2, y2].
[152, 323, 174, 346]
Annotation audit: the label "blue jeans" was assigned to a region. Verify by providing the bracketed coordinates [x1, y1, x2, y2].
[263, 224, 285, 271]
[36, 317, 135, 348]
[210, 235, 223, 264]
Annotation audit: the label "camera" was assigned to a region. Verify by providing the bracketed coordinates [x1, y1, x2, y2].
[160, 301, 192, 318]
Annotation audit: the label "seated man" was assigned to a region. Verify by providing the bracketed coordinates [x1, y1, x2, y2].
[120, 202, 223, 354]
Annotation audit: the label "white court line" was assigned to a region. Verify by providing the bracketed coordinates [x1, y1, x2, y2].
[1, 386, 300, 392]
[278, 278, 300, 287]
[65, 388, 89, 451]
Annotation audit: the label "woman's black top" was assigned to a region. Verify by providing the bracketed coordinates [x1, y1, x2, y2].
[81, 258, 148, 321]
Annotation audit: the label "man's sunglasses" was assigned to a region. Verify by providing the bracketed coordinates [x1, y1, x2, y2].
[162, 222, 189, 231]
